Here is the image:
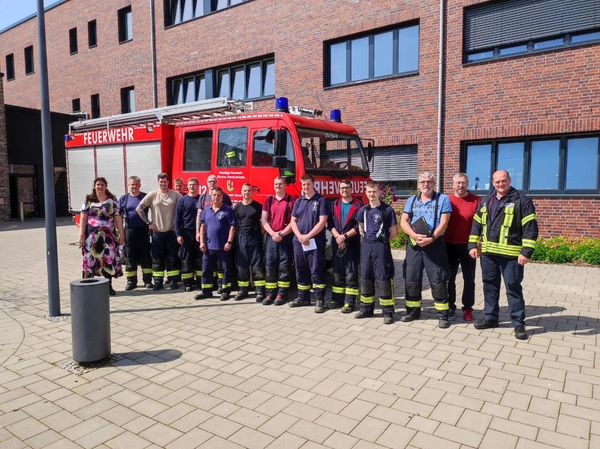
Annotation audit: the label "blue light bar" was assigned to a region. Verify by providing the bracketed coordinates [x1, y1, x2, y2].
[275, 97, 289, 112]
[330, 109, 342, 123]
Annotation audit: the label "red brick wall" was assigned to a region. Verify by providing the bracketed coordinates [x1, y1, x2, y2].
[0, 0, 598, 235]
[0, 73, 9, 220]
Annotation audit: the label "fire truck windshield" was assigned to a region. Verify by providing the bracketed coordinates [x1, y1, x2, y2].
[297, 128, 368, 176]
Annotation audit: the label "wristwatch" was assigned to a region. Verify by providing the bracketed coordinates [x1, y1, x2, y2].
[278, 232, 284, 238]
[344, 233, 348, 240]
[226, 241, 233, 245]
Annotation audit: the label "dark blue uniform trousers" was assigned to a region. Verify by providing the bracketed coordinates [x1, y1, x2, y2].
[201, 250, 232, 296]
[480, 254, 525, 327]
[293, 238, 325, 302]
[360, 240, 395, 317]
[264, 235, 293, 297]
[151, 231, 179, 284]
[331, 241, 359, 307]
[180, 228, 203, 288]
[235, 231, 265, 293]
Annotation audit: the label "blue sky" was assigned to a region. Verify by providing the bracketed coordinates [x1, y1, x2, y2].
[0, 0, 60, 32]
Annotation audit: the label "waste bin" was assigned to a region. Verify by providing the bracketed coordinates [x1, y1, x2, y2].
[70, 278, 111, 363]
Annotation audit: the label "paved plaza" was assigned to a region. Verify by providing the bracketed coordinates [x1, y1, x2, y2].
[1, 219, 600, 449]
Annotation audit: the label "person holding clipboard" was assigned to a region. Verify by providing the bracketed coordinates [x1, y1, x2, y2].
[400, 171, 453, 328]
[289, 174, 328, 313]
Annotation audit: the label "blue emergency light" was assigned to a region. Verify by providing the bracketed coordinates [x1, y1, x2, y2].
[275, 97, 289, 112]
[330, 109, 342, 123]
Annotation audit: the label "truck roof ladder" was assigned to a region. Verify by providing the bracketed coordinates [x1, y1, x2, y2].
[69, 97, 253, 133]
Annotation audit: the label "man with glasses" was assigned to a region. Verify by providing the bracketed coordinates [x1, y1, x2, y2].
[400, 171, 452, 328]
[329, 180, 362, 312]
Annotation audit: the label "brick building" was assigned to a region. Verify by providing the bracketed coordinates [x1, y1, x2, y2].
[0, 72, 8, 221]
[0, 0, 598, 235]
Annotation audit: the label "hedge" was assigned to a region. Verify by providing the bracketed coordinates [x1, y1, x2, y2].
[532, 236, 600, 266]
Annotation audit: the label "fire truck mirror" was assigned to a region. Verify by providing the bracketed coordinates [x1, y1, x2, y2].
[255, 128, 274, 141]
[367, 142, 374, 163]
[272, 155, 288, 168]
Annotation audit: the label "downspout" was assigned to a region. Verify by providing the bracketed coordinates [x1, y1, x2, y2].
[150, 0, 158, 108]
[436, 0, 445, 186]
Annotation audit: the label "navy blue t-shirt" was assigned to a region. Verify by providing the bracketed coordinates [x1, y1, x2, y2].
[119, 192, 148, 229]
[197, 191, 232, 212]
[357, 203, 398, 242]
[291, 192, 328, 242]
[201, 205, 236, 250]
[175, 194, 199, 236]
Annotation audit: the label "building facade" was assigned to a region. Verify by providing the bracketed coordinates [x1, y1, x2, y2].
[0, 72, 9, 221]
[0, 0, 598, 236]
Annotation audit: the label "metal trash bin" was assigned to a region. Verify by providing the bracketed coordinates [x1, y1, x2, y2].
[70, 278, 111, 363]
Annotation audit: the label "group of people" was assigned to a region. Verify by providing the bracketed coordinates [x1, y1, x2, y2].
[79, 168, 538, 340]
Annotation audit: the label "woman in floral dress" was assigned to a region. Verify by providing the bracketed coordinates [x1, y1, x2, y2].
[78, 177, 125, 295]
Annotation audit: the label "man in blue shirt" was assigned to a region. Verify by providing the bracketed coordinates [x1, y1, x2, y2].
[195, 187, 236, 301]
[290, 174, 328, 312]
[356, 181, 398, 324]
[119, 176, 153, 290]
[175, 178, 202, 292]
[400, 171, 453, 328]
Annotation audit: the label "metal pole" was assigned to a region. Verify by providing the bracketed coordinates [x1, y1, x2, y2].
[37, 0, 61, 316]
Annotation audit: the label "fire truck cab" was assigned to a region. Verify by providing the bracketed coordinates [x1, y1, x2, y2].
[65, 97, 372, 216]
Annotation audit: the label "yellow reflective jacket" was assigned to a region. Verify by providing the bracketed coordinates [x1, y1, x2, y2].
[468, 187, 538, 258]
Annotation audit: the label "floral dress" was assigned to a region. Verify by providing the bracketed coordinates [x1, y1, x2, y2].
[81, 198, 123, 278]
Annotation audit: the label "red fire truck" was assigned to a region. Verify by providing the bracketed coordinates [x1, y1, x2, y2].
[65, 97, 373, 218]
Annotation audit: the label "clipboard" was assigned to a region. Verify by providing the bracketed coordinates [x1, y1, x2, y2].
[411, 216, 432, 237]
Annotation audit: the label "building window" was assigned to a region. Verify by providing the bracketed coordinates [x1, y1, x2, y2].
[165, 0, 249, 27]
[463, 134, 600, 194]
[5, 54, 15, 80]
[118, 6, 133, 43]
[88, 20, 97, 48]
[69, 28, 78, 54]
[464, 0, 600, 63]
[24, 45, 34, 75]
[168, 56, 274, 105]
[72, 98, 81, 113]
[369, 146, 418, 194]
[91, 94, 100, 118]
[121, 86, 135, 113]
[183, 130, 213, 171]
[325, 22, 419, 87]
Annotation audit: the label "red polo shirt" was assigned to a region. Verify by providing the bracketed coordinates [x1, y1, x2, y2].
[263, 194, 296, 232]
[445, 192, 480, 244]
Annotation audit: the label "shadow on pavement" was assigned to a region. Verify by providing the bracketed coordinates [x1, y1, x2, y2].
[111, 349, 182, 366]
[0, 217, 74, 232]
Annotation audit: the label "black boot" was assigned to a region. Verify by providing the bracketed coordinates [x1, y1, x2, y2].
[382, 307, 395, 325]
[355, 304, 374, 319]
[125, 279, 137, 291]
[235, 289, 249, 301]
[108, 279, 116, 296]
[314, 299, 326, 314]
[400, 308, 421, 322]
[255, 286, 265, 303]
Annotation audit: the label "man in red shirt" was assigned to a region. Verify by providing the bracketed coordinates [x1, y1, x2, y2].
[261, 176, 296, 305]
[445, 173, 480, 321]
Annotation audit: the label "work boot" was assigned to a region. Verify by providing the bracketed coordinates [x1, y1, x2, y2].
[144, 281, 154, 289]
[341, 303, 355, 314]
[383, 315, 394, 325]
[194, 291, 213, 300]
[153, 280, 163, 291]
[289, 298, 310, 308]
[108, 279, 116, 296]
[474, 319, 499, 329]
[448, 308, 456, 320]
[255, 286, 265, 303]
[235, 289, 249, 301]
[262, 295, 274, 305]
[514, 325, 528, 340]
[314, 299, 326, 314]
[463, 308, 473, 322]
[274, 293, 287, 306]
[220, 292, 230, 301]
[170, 281, 179, 290]
[355, 309, 374, 319]
[125, 280, 137, 291]
[400, 309, 421, 322]
[184, 283, 193, 292]
[438, 319, 450, 329]
[327, 300, 342, 310]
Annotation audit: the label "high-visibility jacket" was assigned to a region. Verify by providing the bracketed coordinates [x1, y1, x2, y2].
[468, 187, 538, 258]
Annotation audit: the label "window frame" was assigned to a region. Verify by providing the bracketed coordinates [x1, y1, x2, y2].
[5, 54, 15, 81]
[461, 133, 600, 196]
[69, 27, 78, 55]
[72, 98, 81, 113]
[182, 129, 214, 172]
[91, 93, 101, 119]
[324, 21, 420, 88]
[88, 20, 97, 48]
[24, 45, 34, 75]
[216, 127, 248, 168]
[118, 6, 133, 43]
[164, 0, 252, 28]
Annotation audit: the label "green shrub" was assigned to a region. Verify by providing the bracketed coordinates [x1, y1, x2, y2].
[533, 236, 600, 266]
[390, 232, 408, 249]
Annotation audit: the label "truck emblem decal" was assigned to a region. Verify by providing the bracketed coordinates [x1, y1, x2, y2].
[226, 180, 234, 192]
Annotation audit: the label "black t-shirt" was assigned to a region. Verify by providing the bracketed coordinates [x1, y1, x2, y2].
[234, 200, 262, 234]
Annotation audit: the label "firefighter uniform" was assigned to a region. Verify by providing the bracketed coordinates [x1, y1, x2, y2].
[198, 204, 236, 299]
[175, 194, 202, 291]
[290, 192, 328, 307]
[119, 192, 153, 288]
[263, 194, 296, 303]
[234, 200, 265, 300]
[329, 197, 363, 311]
[357, 203, 397, 322]
[402, 192, 452, 321]
[469, 187, 538, 328]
